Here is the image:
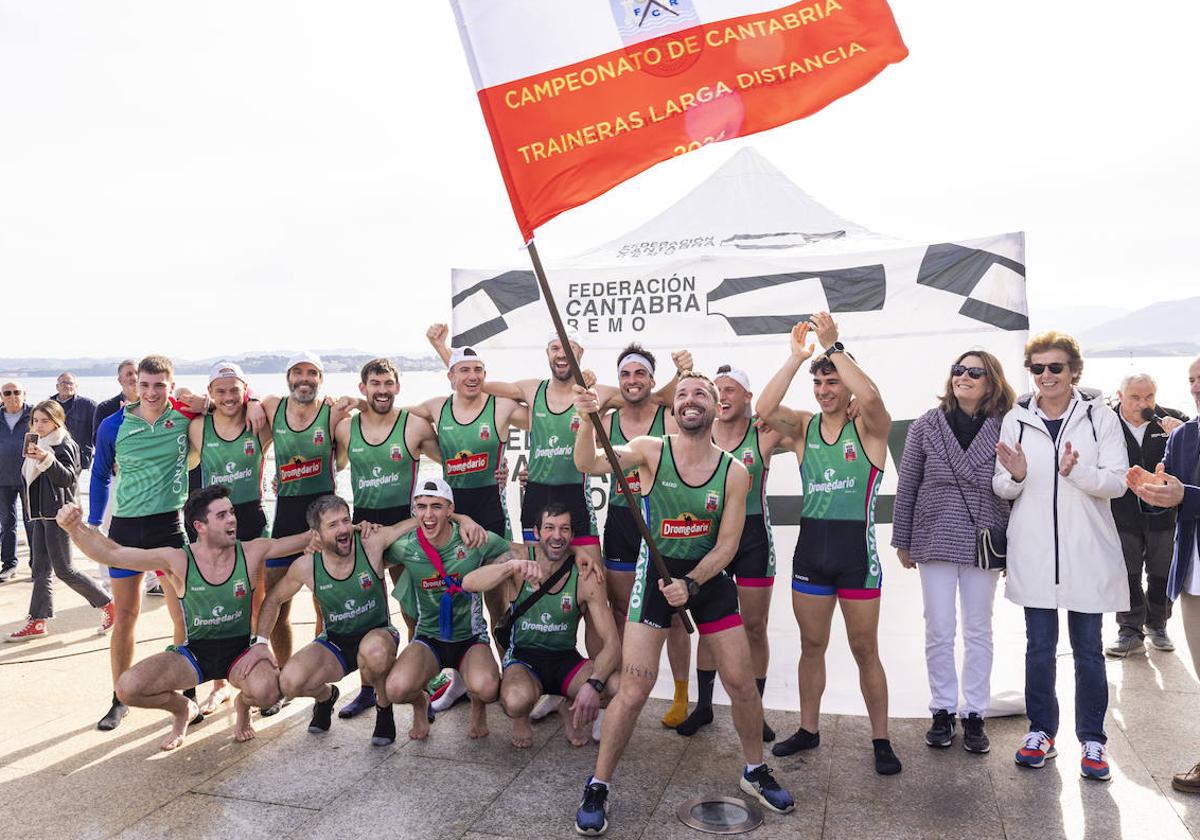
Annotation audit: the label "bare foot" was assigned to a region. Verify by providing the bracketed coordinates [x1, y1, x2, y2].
[408, 694, 431, 741]
[511, 715, 533, 749]
[200, 682, 233, 716]
[559, 700, 588, 747]
[233, 694, 256, 742]
[161, 698, 199, 751]
[467, 697, 489, 739]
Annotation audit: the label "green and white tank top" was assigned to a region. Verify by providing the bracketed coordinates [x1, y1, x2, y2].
[799, 414, 882, 522]
[609, 405, 666, 509]
[510, 546, 580, 652]
[437, 395, 503, 490]
[348, 411, 417, 510]
[272, 399, 334, 497]
[643, 437, 733, 561]
[527, 380, 584, 486]
[200, 415, 264, 506]
[722, 421, 768, 517]
[314, 533, 391, 636]
[181, 542, 253, 642]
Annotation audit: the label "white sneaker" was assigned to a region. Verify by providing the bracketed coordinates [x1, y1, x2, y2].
[592, 708, 605, 743]
[530, 694, 560, 722]
[430, 670, 468, 712]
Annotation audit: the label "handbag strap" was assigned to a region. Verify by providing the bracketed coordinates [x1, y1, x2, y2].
[934, 414, 981, 530]
[508, 546, 575, 625]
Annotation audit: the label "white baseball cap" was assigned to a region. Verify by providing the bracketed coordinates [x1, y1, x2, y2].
[714, 367, 751, 392]
[412, 476, 454, 504]
[448, 347, 485, 370]
[286, 351, 324, 374]
[207, 361, 247, 384]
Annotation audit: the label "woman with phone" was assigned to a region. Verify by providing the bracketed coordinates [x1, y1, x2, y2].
[7, 400, 113, 641]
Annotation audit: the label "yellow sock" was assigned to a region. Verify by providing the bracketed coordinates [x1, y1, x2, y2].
[661, 679, 689, 728]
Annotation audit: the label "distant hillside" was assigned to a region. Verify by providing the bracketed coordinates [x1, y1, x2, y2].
[1080, 297, 1200, 356]
[0, 352, 446, 377]
[1029, 305, 1126, 338]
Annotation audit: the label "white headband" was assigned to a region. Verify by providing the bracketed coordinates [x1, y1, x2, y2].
[547, 330, 583, 349]
[714, 368, 751, 392]
[618, 353, 655, 375]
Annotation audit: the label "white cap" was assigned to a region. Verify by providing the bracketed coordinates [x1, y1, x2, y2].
[286, 351, 324, 374]
[412, 476, 454, 504]
[208, 361, 247, 384]
[714, 367, 751, 393]
[547, 330, 583, 349]
[448, 347, 485, 370]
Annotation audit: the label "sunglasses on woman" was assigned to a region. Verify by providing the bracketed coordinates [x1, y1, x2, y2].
[1028, 363, 1066, 375]
[950, 364, 987, 379]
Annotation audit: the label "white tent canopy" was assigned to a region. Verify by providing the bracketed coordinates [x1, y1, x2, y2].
[451, 148, 1030, 717]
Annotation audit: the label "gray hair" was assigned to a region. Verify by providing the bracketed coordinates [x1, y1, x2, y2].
[1118, 372, 1156, 393]
[305, 495, 350, 530]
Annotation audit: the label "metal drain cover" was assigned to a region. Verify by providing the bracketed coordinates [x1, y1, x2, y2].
[675, 795, 763, 834]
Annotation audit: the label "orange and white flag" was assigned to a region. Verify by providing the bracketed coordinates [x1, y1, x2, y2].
[452, 0, 908, 240]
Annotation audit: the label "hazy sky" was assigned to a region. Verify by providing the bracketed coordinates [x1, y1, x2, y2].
[2, 1, 1197, 359]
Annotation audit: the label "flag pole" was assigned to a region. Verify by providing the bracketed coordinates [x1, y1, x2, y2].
[525, 238, 695, 634]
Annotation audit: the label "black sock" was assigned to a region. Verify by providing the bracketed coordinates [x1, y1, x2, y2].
[696, 669, 716, 710]
[113, 691, 125, 708]
[371, 704, 396, 745]
[308, 684, 339, 733]
[755, 678, 766, 695]
[770, 727, 819, 757]
[873, 738, 902, 775]
[183, 687, 196, 701]
[755, 678, 775, 742]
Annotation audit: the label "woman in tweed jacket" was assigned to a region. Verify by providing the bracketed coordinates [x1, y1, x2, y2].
[892, 350, 1016, 754]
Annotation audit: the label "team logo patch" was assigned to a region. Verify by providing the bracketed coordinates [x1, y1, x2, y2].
[244, 439, 256, 457]
[233, 580, 247, 599]
[561, 593, 573, 613]
[313, 428, 326, 446]
[421, 573, 461, 592]
[359, 572, 373, 591]
[389, 444, 403, 462]
[479, 423, 491, 440]
[455, 546, 467, 562]
[661, 512, 713, 539]
[742, 448, 755, 467]
[705, 490, 719, 512]
[164, 418, 175, 430]
[843, 441, 857, 462]
[446, 450, 488, 476]
[622, 468, 642, 495]
[570, 414, 582, 432]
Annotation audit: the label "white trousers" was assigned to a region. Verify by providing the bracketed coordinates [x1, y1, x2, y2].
[918, 560, 1000, 716]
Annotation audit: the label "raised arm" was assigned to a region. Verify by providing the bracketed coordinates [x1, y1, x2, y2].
[408, 414, 442, 463]
[809, 312, 890, 435]
[427, 323, 453, 367]
[755, 322, 817, 436]
[572, 386, 645, 475]
[57, 503, 181, 573]
[482, 377, 536, 403]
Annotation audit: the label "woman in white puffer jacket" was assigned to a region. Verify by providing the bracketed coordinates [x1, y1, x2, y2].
[993, 331, 1129, 782]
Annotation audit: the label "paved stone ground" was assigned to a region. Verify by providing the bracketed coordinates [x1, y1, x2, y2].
[2, 546, 1199, 840]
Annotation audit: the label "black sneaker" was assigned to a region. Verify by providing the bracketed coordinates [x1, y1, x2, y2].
[926, 709, 955, 748]
[371, 704, 396, 746]
[308, 685, 339, 733]
[575, 776, 610, 835]
[97, 695, 128, 731]
[874, 739, 902, 775]
[771, 727, 819, 757]
[0, 565, 16, 583]
[962, 713, 990, 754]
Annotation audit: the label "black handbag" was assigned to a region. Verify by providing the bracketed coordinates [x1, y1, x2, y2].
[492, 553, 574, 651]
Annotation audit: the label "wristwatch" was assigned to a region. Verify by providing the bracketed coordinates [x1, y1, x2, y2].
[586, 677, 605, 694]
[250, 635, 270, 647]
[682, 575, 700, 597]
[824, 341, 845, 357]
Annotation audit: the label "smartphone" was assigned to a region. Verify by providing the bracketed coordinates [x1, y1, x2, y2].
[23, 432, 39, 450]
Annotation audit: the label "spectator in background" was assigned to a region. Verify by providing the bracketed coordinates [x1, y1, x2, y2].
[993, 331, 1129, 782]
[892, 350, 1016, 755]
[1126, 355, 1200, 795]
[52, 372, 98, 471]
[92, 360, 138, 437]
[7, 400, 113, 641]
[1106, 373, 1188, 658]
[1, 381, 34, 582]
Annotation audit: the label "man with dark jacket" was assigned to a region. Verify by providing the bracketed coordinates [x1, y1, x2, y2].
[0, 381, 34, 581]
[52, 372, 98, 470]
[92, 360, 138, 438]
[1106, 373, 1188, 657]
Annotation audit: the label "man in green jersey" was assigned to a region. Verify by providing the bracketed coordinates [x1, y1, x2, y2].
[236, 495, 403, 746]
[333, 357, 440, 719]
[256, 352, 354, 682]
[381, 478, 513, 741]
[463, 501, 621, 749]
[57, 486, 313, 750]
[571, 374, 795, 835]
[755, 314, 901, 775]
[596, 344, 693, 731]
[676, 365, 793, 742]
[187, 361, 269, 716]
